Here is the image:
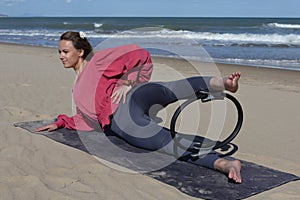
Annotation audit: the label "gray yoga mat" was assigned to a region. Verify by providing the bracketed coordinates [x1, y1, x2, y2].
[14, 120, 299, 200]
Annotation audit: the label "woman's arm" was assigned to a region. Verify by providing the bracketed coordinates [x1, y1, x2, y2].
[95, 44, 153, 83]
[101, 45, 153, 104]
[121, 47, 153, 84]
[113, 49, 153, 104]
[35, 112, 94, 132]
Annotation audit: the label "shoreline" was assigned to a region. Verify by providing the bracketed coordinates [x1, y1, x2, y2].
[153, 54, 300, 72]
[1, 41, 300, 72]
[1, 43, 299, 199]
[152, 54, 300, 91]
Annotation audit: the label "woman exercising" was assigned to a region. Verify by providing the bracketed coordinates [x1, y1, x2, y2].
[36, 31, 242, 183]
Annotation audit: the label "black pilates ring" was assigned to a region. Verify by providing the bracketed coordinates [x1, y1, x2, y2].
[170, 91, 243, 153]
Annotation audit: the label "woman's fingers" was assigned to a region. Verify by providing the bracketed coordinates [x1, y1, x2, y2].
[35, 125, 48, 132]
[111, 85, 132, 104]
[111, 90, 122, 104]
[35, 124, 58, 132]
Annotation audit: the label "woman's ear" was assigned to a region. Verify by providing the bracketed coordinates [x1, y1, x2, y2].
[79, 49, 84, 58]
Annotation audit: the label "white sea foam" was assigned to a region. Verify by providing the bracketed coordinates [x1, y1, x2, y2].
[0, 29, 61, 37]
[267, 23, 300, 29]
[94, 23, 103, 28]
[90, 29, 300, 46]
[1, 28, 300, 46]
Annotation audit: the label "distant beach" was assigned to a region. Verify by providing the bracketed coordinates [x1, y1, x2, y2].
[0, 17, 300, 71]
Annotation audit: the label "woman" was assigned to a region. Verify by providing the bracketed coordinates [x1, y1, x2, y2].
[36, 31, 242, 183]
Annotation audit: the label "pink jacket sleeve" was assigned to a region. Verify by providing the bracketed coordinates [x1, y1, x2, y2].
[95, 44, 153, 83]
[54, 113, 94, 131]
[124, 50, 153, 84]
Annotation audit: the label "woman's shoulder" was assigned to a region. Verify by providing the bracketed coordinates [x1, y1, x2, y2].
[92, 44, 144, 60]
[96, 44, 142, 54]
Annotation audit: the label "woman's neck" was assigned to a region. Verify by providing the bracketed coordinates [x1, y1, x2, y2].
[75, 60, 86, 75]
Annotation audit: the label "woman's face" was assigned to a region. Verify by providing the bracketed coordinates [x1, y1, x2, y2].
[58, 40, 83, 70]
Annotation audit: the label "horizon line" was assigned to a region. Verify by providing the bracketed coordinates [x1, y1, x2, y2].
[2, 15, 300, 19]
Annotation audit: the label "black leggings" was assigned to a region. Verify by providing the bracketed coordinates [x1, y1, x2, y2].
[108, 76, 221, 169]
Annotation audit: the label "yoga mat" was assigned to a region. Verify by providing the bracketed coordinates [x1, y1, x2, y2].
[14, 120, 299, 200]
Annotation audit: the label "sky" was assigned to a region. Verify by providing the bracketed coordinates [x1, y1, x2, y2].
[0, 0, 299, 17]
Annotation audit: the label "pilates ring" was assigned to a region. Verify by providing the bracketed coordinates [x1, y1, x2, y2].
[170, 91, 243, 156]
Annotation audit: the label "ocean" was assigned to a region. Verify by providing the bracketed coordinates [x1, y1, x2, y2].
[1, 17, 300, 71]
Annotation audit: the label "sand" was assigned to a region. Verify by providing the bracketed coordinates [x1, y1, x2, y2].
[0, 43, 299, 199]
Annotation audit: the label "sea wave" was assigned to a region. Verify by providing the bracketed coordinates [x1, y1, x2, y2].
[1, 28, 300, 47]
[93, 29, 300, 46]
[0, 29, 61, 37]
[94, 23, 103, 28]
[266, 23, 300, 29]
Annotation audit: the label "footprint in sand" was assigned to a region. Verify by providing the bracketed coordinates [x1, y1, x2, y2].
[3, 106, 54, 120]
[7, 83, 31, 87]
[3, 106, 32, 117]
[18, 83, 31, 87]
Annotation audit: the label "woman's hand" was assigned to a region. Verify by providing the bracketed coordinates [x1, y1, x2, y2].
[111, 85, 132, 104]
[35, 123, 58, 132]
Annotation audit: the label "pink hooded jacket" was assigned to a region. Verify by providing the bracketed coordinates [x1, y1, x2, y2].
[55, 44, 153, 131]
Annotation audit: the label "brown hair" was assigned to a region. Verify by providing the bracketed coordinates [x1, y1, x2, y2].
[60, 31, 93, 59]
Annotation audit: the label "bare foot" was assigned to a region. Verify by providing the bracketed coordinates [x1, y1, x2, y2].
[224, 72, 241, 93]
[209, 72, 241, 93]
[214, 158, 242, 183]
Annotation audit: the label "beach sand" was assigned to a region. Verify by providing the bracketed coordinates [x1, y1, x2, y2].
[0, 43, 299, 199]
